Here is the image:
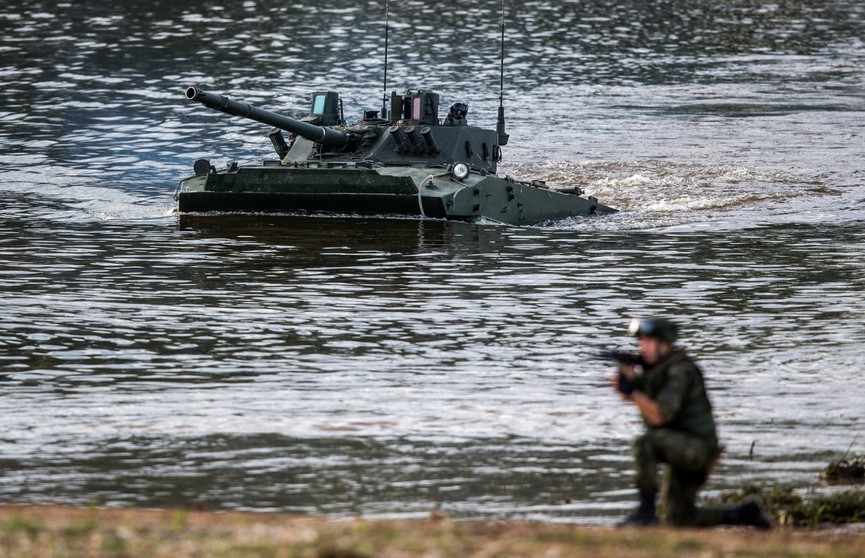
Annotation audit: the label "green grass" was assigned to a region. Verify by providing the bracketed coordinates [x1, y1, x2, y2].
[1, 515, 44, 537]
[822, 455, 865, 481]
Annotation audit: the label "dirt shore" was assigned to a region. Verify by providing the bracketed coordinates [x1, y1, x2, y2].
[1, 504, 863, 557]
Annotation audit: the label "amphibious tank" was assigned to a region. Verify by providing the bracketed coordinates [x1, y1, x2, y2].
[177, 86, 615, 225]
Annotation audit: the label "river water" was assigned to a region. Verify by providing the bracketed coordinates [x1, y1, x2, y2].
[1, 0, 863, 523]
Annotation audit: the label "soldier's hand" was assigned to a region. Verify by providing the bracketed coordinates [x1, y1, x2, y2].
[617, 372, 637, 397]
[609, 373, 635, 400]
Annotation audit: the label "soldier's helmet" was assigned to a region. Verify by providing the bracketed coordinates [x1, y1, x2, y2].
[629, 317, 678, 343]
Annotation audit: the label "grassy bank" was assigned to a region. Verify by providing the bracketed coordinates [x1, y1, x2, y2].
[1, 505, 864, 558]
[709, 484, 865, 526]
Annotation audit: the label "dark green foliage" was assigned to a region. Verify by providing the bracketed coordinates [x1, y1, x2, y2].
[822, 456, 865, 481]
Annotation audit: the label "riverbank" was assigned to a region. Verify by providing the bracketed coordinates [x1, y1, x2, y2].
[1, 505, 863, 558]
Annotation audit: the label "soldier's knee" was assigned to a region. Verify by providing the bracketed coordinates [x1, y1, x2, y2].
[678, 446, 708, 471]
[633, 431, 658, 451]
[633, 433, 656, 461]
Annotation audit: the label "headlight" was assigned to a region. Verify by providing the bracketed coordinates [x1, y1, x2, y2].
[452, 163, 470, 180]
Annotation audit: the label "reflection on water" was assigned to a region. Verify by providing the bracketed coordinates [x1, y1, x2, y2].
[0, 0, 864, 522]
[2, 215, 863, 520]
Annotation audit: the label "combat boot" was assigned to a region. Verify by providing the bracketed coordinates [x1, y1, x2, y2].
[721, 498, 772, 529]
[618, 489, 659, 527]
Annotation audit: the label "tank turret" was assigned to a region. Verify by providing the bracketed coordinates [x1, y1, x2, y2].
[185, 86, 502, 175]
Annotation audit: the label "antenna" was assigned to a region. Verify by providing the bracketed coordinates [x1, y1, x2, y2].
[381, 0, 390, 119]
[496, 0, 509, 145]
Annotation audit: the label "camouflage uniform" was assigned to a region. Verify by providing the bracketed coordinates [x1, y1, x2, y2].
[633, 349, 726, 526]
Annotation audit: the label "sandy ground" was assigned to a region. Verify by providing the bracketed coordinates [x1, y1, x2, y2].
[1, 504, 864, 557]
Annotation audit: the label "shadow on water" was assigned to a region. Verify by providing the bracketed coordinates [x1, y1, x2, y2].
[177, 213, 504, 251]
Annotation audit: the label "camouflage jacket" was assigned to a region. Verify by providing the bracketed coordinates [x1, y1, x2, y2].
[637, 349, 718, 445]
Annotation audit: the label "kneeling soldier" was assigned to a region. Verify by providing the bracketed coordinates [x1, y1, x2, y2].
[612, 317, 771, 528]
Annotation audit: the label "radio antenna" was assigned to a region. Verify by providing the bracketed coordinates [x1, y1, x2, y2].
[496, 0, 509, 145]
[381, 0, 390, 119]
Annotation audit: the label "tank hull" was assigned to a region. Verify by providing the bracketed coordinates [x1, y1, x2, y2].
[177, 165, 614, 226]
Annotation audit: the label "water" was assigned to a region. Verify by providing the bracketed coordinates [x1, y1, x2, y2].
[1, 0, 864, 522]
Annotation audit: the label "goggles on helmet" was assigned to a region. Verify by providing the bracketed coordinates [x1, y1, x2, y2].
[628, 317, 678, 343]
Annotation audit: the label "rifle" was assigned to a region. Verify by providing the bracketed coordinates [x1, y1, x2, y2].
[594, 350, 643, 396]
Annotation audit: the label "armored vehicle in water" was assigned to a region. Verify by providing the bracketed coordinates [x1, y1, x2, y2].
[177, 86, 615, 225]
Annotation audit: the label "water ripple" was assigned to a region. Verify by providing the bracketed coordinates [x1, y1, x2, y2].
[1, 0, 864, 522]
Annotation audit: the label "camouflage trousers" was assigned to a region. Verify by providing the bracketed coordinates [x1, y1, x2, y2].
[633, 428, 725, 526]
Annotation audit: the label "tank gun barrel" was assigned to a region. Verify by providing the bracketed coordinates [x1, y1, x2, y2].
[185, 86, 349, 148]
